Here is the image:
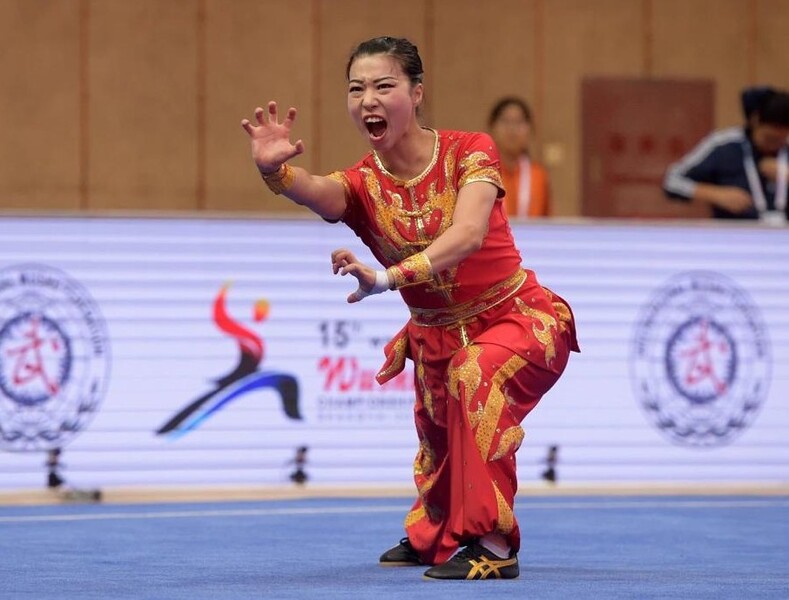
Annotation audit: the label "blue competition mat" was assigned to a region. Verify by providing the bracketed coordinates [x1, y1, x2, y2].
[1, 495, 788, 600]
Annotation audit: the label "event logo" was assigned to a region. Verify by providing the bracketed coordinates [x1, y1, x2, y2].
[0, 264, 110, 451]
[156, 283, 300, 438]
[631, 271, 770, 447]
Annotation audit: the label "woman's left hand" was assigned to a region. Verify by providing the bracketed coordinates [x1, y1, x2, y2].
[331, 248, 377, 303]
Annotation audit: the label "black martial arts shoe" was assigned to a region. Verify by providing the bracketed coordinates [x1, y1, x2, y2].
[422, 540, 519, 580]
[379, 537, 423, 567]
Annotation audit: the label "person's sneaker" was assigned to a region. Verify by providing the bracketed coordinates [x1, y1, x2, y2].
[422, 540, 519, 580]
[379, 537, 423, 567]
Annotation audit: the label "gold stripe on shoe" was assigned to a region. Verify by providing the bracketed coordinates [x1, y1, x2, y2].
[422, 542, 519, 580]
[463, 555, 518, 580]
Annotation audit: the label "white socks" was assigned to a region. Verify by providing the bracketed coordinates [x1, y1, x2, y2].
[480, 533, 511, 559]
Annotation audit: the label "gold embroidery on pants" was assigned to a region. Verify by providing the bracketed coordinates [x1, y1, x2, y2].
[415, 345, 434, 420]
[474, 354, 527, 461]
[542, 287, 573, 333]
[447, 345, 484, 428]
[490, 426, 525, 461]
[493, 484, 514, 534]
[515, 297, 557, 366]
[414, 439, 436, 477]
[552, 300, 572, 334]
[404, 505, 426, 528]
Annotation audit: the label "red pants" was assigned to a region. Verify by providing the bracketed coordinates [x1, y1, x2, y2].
[379, 281, 578, 565]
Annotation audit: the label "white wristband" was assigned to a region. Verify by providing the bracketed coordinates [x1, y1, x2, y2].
[371, 270, 391, 293]
[351, 270, 390, 301]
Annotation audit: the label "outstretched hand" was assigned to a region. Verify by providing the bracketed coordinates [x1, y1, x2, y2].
[331, 248, 378, 303]
[241, 101, 305, 174]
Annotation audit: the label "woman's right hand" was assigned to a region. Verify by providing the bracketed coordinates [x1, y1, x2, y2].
[241, 101, 305, 174]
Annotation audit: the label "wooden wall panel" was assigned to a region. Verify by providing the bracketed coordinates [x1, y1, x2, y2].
[2, 0, 789, 216]
[581, 79, 714, 218]
[755, 0, 789, 89]
[203, 0, 313, 213]
[431, 0, 537, 133]
[316, 0, 428, 175]
[542, 0, 644, 216]
[652, 0, 750, 127]
[0, 0, 81, 210]
[88, 0, 199, 211]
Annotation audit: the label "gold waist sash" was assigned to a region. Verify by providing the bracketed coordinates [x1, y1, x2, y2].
[408, 269, 527, 327]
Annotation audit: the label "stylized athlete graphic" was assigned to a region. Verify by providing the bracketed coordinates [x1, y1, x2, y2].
[156, 283, 301, 438]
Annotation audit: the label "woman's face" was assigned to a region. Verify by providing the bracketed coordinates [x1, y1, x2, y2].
[490, 104, 532, 158]
[347, 54, 422, 152]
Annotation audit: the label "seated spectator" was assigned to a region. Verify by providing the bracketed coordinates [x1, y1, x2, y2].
[663, 87, 789, 223]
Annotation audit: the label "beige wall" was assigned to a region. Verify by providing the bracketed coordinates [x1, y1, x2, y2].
[0, 0, 787, 216]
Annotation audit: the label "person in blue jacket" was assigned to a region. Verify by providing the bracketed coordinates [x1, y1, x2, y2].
[663, 87, 789, 224]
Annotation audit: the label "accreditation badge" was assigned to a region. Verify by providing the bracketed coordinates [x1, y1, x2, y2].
[761, 210, 787, 226]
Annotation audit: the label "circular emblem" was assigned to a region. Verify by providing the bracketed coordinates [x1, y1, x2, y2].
[0, 265, 110, 451]
[631, 271, 770, 447]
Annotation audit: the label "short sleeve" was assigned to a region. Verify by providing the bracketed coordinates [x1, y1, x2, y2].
[317, 171, 351, 224]
[327, 167, 368, 228]
[456, 132, 505, 198]
[326, 171, 351, 197]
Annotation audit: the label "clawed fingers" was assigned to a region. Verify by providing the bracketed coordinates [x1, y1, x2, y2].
[331, 257, 347, 275]
[333, 260, 347, 275]
[254, 106, 266, 125]
[330, 249, 341, 268]
[240, 119, 255, 135]
[284, 107, 298, 127]
[251, 102, 280, 126]
[331, 248, 357, 274]
[267, 101, 279, 123]
[330, 248, 347, 265]
[243, 102, 303, 146]
[330, 248, 374, 304]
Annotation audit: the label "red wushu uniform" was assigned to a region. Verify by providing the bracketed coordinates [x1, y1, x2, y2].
[329, 129, 579, 565]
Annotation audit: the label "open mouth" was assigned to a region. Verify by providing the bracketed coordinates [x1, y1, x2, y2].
[364, 116, 387, 139]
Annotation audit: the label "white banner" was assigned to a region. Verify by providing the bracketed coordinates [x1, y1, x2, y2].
[0, 215, 787, 489]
